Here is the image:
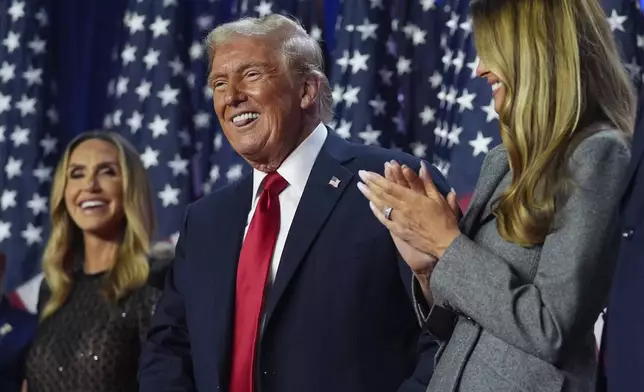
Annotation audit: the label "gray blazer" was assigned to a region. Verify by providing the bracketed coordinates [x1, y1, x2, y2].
[414, 127, 631, 392]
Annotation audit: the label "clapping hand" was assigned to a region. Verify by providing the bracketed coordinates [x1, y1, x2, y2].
[357, 161, 461, 292]
[383, 162, 438, 276]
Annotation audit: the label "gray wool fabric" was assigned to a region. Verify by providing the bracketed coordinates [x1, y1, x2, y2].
[414, 126, 630, 392]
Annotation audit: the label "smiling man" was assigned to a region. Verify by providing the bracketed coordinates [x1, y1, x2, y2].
[139, 14, 451, 392]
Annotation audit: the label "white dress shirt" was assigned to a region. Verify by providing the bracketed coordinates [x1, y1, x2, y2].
[243, 122, 328, 284]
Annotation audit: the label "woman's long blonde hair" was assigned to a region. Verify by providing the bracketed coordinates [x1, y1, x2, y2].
[40, 132, 155, 320]
[471, 0, 636, 246]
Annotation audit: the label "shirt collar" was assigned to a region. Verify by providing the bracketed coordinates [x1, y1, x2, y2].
[252, 122, 328, 198]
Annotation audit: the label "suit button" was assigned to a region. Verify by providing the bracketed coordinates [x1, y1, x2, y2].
[622, 229, 635, 239]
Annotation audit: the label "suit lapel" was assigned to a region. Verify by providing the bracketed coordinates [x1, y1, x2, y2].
[261, 134, 355, 330]
[210, 174, 252, 385]
[459, 149, 509, 236]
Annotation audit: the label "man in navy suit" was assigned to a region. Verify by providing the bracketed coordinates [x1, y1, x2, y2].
[139, 14, 448, 392]
[0, 253, 37, 392]
[599, 82, 644, 391]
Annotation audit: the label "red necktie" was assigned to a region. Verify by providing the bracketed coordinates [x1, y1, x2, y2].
[230, 172, 288, 392]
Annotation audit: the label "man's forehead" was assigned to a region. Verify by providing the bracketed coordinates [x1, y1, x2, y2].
[211, 43, 280, 75]
[213, 36, 277, 60]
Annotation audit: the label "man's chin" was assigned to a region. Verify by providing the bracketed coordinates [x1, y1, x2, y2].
[244, 159, 279, 173]
[238, 153, 284, 173]
[234, 141, 270, 163]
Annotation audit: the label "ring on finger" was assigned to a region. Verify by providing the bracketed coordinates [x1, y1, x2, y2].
[384, 207, 393, 220]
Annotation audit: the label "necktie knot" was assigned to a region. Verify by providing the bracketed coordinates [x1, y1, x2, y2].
[262, 172, 289, 196]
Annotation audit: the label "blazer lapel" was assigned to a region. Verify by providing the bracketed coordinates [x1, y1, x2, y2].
[209, 174, 252, 385]
[261, 134, 355, 330]
[459, 149, 509, 236]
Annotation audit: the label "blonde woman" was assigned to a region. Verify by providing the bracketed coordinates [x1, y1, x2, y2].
[24, 132, 160, 392]
[357, 0, 636, 391]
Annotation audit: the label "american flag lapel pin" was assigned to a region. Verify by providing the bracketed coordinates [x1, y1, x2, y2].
[0, 323, 12, 337]
[328, 176, 341, 188]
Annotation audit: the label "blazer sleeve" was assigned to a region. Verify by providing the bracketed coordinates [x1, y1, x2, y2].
[138, 206, 196, 392]
[427, 131, 630, 364]
[395, 161, 450, 392]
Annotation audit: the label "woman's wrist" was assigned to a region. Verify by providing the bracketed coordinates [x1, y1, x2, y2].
[434, 229, 461, 259]
[414, 270, 434, 305]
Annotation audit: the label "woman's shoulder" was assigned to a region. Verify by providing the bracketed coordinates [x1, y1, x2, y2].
[569, 124, 631, 171]
[576, 123, 630, 150]
[480, 143, 507, 170]
[483, 123, 630, 161]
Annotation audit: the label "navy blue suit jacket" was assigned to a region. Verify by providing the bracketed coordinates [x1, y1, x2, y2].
[602, 85, 644, 392]
[0, 297, 37, 392]
[139, 133, 450, 392]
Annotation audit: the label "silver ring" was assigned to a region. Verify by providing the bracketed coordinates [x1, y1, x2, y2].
[384, 207, 393, 220]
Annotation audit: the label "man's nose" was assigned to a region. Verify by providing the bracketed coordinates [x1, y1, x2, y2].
[224, 81, 246, 106]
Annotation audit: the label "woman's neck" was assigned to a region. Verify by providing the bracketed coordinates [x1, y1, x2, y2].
[82, 233, 120, 274]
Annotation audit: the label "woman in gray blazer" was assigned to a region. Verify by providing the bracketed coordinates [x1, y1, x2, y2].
[356, 0, 637, 391]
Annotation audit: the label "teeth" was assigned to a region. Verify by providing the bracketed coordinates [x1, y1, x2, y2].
[81, 200, 106, 209]
[232, 112, 259, 125]
[492, 82, 502, 92]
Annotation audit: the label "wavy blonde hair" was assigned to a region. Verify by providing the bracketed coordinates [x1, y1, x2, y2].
[40, 132, 155, 320]
[471, 0, 636, 246]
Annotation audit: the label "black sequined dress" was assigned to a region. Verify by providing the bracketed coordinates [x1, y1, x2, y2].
[25, 270, 160, 392]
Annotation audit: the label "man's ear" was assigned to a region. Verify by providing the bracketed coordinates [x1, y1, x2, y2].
[300, 75, 320, 110]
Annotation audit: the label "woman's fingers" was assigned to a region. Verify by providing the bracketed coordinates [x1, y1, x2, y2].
[447, 190, 460, 216]
[402, 165, 425, 194]
[419, 161, 440, 198]
[385, 161, 407, 188]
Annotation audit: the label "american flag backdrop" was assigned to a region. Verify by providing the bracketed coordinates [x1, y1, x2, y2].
[102, 0, 199, 245]
[329, 0, 502, 211]
[0, 0, 643, 323]
[0, 0, 58, 313]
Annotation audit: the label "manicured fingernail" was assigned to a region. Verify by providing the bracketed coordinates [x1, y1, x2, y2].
[358, 170, 367, 181]
[358, 170, 375, 182]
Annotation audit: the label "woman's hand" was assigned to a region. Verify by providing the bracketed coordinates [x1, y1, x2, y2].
[357, 161, 461, 263]
[383, 161, 438, 277]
